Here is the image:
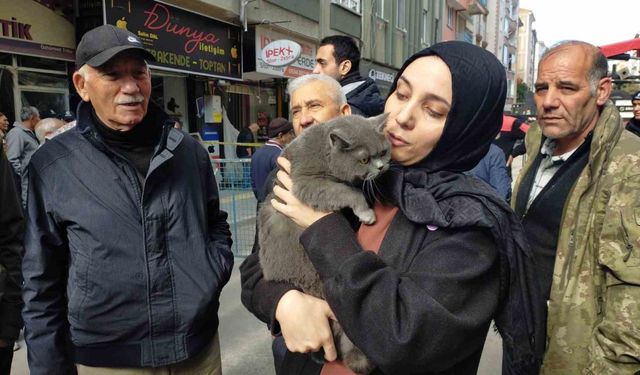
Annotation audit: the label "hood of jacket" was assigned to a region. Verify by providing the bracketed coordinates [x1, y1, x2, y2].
[345, 77, 385, 117]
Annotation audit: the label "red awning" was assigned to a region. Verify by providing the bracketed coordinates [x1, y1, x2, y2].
[599, 38, 640, 58]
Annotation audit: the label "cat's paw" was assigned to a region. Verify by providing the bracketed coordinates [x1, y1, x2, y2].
[355, 208, 376, 225]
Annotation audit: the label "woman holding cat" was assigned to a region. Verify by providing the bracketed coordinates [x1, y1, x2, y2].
[246, 41, 544, 375]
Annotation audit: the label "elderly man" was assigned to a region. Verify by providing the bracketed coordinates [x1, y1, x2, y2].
[512, 41, 640, 374]
[240, 74, 351, 373]
[34, 117, 64, 144]
[22, 24, 234, 375]
[312, 36, 384, 117]
[250, 117, 295, 200]
[6, 106, 40, 207]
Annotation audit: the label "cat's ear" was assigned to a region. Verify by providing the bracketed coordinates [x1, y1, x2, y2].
[370, 112, 390, 133]
[329, 128, 353, 150]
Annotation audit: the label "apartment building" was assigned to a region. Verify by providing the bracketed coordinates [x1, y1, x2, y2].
[486, 0, 520, 110]
[516, 8, 536, 89]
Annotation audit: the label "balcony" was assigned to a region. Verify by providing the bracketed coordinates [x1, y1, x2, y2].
[457, 30, 474, 44]
[467, 0, 488, 15]
[446, 0, 467, 11]
[508, 17, 518, 34]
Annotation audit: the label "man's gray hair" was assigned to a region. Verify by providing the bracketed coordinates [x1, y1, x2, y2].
[540, 40, 609, 95]
[20, 106, 39, 121]
[287, 74, 346, 107]
[34, 118, 64, 144]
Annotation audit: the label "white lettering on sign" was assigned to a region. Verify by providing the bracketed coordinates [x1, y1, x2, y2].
[261, 40, 301, 67]
[368, 69, 395, 83]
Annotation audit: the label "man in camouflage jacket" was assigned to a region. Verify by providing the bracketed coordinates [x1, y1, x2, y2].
[513, 41, 640, 374]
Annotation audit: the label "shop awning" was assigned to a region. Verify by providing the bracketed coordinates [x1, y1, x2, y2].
[599, 38, 640, 58]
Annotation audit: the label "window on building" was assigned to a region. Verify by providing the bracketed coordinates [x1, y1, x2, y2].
[396, 0, 407, 30]
[421, 9, 429, 44]
[502, 46, 509, 66]
[331, 0, 361, 14]
[447, 6, 454, 28]
[375, 0, 385, 19]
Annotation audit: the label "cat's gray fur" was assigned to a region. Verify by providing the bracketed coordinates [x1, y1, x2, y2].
[258, 113, 390, 374]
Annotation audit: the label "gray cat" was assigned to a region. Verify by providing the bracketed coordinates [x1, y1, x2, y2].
[258, 113, 390, 374]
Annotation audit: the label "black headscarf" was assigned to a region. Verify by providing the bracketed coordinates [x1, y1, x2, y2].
[376, 41, 545, 371]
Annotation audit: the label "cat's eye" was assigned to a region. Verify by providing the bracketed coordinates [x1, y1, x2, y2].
[359, 157, 370, 164]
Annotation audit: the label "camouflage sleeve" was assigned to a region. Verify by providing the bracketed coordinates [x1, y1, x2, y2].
[588, 172, 640, 374]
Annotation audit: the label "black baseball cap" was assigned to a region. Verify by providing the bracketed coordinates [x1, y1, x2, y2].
[76, 24, 155, 68]
[633, 91, 640, 101]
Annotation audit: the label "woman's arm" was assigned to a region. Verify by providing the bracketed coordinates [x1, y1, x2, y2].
[301, 215, 500, 374]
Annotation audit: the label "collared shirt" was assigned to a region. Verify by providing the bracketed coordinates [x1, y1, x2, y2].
[526, 138, 577, 208]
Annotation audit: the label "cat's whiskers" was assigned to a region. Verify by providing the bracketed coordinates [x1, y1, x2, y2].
[371, 179, 386, 203]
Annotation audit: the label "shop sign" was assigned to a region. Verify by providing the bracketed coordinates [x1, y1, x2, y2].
[0, 0, 75, 61]
[261, 39, 301, 67]
[255, 27, 316, 78]
[368, 69, 395, 84]
[105, 0, 242, 80]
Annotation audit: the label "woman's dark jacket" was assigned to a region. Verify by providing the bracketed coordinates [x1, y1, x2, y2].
[22, 101, 234, 374]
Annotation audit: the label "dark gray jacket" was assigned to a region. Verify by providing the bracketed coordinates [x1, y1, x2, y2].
[6, 122, 39, 206]
[0, 149, 24, 343]
[345, 78, 385, 117]
[22, 102, 234, 374]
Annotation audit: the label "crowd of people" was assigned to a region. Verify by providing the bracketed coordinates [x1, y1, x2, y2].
[0, 23, 639, 375]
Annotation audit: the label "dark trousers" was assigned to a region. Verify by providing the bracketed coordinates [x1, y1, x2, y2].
[0, 345, 14, 375]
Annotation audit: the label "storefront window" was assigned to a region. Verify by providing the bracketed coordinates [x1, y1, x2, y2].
[0, 53, 12, 66]
[0, 68, 15, 123]
[18, 55, 68, 72]
[21, 91, 68, 117]
[18, 71, 68, 89]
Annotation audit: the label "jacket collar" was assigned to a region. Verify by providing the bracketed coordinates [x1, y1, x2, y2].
[75, 100, 174, 150]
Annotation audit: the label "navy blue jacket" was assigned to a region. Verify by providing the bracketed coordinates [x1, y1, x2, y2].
[346, 78, 385, 117]
[466, 144, 512, 202]
[250, 140, 283, 200]
[22, 101, 234, 374]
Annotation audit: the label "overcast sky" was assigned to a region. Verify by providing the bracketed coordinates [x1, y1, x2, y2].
[519, 0, 640, 47]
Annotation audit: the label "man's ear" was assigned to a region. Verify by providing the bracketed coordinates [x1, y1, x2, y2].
[72, 71, 90, 102]
[595, 77, 612, 106]
[340, 103, 352, 116]
[339, 59, 352, 77]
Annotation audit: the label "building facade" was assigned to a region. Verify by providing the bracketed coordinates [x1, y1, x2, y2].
[516, 8, 536, 89]
[486, 0, 519, 110]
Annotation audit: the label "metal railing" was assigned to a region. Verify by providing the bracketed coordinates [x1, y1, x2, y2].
[213, 158, 256, 257]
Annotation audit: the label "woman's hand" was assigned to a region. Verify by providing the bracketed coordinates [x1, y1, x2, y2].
[275, 290, 338, 361]
[271, 157, 330, 228]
